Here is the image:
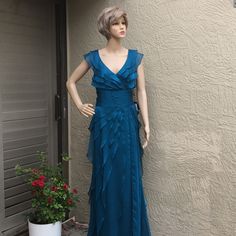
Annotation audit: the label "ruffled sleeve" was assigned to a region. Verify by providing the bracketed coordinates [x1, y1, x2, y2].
[83, 51, 92, 67]
[136, 51, 144, 68]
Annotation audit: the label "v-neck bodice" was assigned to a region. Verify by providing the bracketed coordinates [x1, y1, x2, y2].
[83, 49, 144, 90]
[97, 49, 130, 76]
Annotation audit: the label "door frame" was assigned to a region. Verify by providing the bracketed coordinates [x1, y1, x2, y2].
[55, 0, 69, 183]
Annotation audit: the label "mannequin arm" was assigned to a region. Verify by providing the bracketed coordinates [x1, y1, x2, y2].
[66, 60, 95, 117]
[136, 61, 150, 148]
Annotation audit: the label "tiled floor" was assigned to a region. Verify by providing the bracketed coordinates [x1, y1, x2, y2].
[64, 229, 87, 236]
[62, 220, 88, 236]
[62, 228, 87, 236]
[62, 229, 87, 236]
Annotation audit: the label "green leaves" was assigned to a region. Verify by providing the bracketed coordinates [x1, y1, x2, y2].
[62, 154, 71, 162]
[15, 150, 79, 224]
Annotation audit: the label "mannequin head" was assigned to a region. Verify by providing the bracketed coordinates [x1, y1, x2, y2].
[97, 6, 128, 41]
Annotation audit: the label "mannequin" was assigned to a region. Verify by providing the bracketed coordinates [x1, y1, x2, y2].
[66, 5, 151, 236]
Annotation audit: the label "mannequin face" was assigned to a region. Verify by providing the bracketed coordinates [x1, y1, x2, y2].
[109, 16, 127, 39]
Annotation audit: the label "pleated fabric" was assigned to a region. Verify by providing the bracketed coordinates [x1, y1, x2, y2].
[83, 49, 152, 236]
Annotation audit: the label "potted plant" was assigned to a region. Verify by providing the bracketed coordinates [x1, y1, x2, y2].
[15, 151, 79, 236]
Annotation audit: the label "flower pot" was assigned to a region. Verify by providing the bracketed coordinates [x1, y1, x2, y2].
[28, 219, 62, 236]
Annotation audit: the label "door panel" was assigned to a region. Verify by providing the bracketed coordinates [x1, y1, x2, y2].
[0, 0, 58, 233]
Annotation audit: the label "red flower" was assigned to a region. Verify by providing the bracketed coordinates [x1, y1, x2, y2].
[31, 179, 45, 188]
[39, 175, 46, 180]
[32, 180, 38, 187]
[63, 183, 68, 190]
[51, 186, 58, 192]
[38, 180, 45, 188]
[72, 188, 78, 194]
[67, 198, 73, 205]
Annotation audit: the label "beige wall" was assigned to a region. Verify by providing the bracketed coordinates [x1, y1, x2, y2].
[67, 0, 236, 235]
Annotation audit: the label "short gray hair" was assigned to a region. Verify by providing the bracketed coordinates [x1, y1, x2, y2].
[97, 6, 128, 40]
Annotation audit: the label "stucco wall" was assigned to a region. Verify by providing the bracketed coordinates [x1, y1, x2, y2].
[67, 0, 236, 235]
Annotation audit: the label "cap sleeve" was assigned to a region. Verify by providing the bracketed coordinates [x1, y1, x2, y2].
[136, 51, 144, 68]
[83, 51, 92, 67]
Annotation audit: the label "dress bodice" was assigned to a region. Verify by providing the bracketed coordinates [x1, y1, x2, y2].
[83, 49, 144, 90]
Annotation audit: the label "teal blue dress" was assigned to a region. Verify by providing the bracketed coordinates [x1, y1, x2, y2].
[83, 49, 152, 236]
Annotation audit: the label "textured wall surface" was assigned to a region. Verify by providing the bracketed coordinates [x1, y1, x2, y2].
[67, 0, 236, 235]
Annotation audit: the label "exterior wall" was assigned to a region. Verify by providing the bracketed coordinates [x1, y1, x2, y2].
[67, 0, 236, 235]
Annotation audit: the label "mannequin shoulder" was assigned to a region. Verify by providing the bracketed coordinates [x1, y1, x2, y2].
[83, 50, 97, 67]
[84, 49, 97, 56]
[135, 49, 144, 56]
[133, 49, 144, 68]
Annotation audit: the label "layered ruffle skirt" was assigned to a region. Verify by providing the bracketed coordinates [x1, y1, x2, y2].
[86, 89, 152, 236]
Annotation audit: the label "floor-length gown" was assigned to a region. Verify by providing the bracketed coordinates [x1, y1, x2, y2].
[83, 49, 152, 236]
